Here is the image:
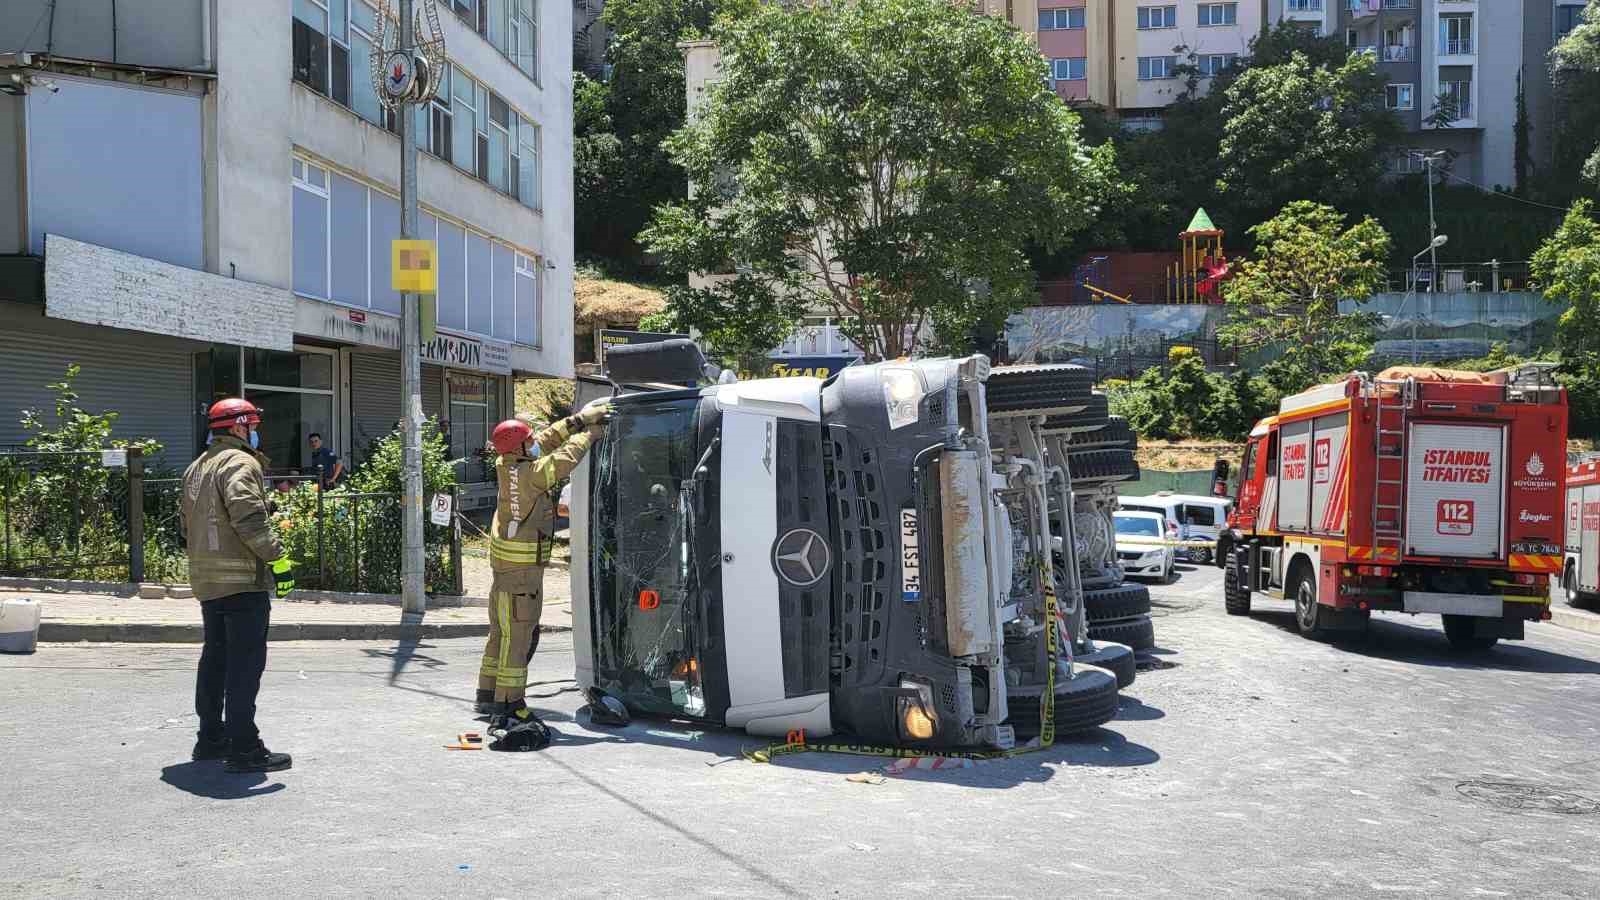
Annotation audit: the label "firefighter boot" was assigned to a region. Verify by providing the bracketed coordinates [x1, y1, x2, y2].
[489, 706, 551, 752]
[474, 689, 496, 715]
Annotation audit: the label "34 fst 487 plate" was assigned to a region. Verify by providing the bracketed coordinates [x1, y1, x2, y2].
[901, 508, 921, 602]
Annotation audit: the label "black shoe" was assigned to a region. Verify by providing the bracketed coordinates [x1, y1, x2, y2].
[489, 709, 551, 752]
[192, 736, 231, 761]
[474, 689, 496, 715]
[224, 745, 293, 773]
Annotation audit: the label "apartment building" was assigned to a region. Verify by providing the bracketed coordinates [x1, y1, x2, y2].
[1112, 1, 1266, 116]
[0, 0, 574, 509]
[1268, 0, 1587, 189]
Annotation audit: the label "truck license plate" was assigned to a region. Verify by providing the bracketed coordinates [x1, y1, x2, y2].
[900, 508, 921, 602]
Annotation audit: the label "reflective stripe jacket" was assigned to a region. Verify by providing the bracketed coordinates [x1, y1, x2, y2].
[180, 435, 285, 601]
[490, 414, 602, 571]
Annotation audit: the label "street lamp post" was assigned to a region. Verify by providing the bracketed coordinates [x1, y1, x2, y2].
[1408, 234, 1449, 363]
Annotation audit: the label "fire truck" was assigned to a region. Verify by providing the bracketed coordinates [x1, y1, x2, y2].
[1217, 366, 1568, 651]
[1563, 458, 1600, 606]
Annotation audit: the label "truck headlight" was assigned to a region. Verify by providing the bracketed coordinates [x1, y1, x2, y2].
[881, 368, 924, 431]
[897, 679, 938, 740]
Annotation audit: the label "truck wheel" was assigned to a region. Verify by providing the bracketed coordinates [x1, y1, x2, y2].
[1076, 641, 1136, 689]
[1223, 547, 1251, 615]
[986, 365, 1093, 416]
[1066, 449, 1141, 485]
[1442, 614, 1499, 652]
[1006, 668, 1120, 738]
[1084, 583, 1152, 622]
[1067, 415, 1136, 451]
[1293, 569, 1326, 638]
[1040, 393, 1110, 435]
[1087, 614, 1155, 651]
[1566, 563, 1582, 607]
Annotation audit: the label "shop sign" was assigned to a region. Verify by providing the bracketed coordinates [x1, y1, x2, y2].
[599, 329, 689, 362]
[768, 355, 861, 378]
[44, 234, 294, 351]
[422, 332, 511, 375]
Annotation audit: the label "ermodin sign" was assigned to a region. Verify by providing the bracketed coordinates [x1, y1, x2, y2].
[422, 332, 512, 375]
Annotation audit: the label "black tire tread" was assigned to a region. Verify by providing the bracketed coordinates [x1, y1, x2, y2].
[987, 365, 1093, 415]
[1006, 669, 1120, 737]
[1068, 415, 1137, 451]
[1040, 393, 1110, 434]
[1076, 641, 1137, 689]
[1085, 583, 1153, 622]
[1087, 614, 1155, 651]
[1223, 547, 1252, 615]
[1067, 449, 1140, 484]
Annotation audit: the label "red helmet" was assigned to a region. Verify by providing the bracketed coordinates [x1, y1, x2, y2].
[208, 398, 262, 431]
[491, 418, 534, 455]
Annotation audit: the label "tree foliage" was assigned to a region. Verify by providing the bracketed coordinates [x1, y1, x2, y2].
[1216, 50, 1398, 220]
[1220, 202, 1392, 386]
[1531, 200, 1600, 368]
[642, 0, 1115, 361]
[1106, 355, 1276, 442]
[1552, 0, 1600, 185]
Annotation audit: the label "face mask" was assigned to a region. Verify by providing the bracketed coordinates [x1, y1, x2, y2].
[249, 429, 260, 449]
[527, 443, 541, 459]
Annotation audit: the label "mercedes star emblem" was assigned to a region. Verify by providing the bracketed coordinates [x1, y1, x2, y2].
[772, 528, 830, 587]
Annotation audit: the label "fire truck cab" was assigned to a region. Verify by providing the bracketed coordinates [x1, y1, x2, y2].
[1564, 458, 1600, 607]
[1218, 366, 1567, 651]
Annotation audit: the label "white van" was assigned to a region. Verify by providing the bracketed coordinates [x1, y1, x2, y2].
[1117, 493, 1232, 564]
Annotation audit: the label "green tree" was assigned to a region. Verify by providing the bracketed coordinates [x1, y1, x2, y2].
[1530, 199, 1600, 438]
[1220, 202, 1392, 387]
[1552, 1, 1600, 185]
[642, 0, 1115, 360]
[573, 74, 625, 261]
[1515, 71, 1532, 196]
[1216, 50, 1399, 221]
[1424, 90, 1460, 131]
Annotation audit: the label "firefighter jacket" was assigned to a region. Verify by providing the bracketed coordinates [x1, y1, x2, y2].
[490, 414, 603, 571]
[180, 434, 285, 602]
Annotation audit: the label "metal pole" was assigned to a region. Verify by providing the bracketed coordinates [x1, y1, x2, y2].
[450, 484, 463, 596]
[399, 0, 426, 614]
[316, 465, 326, 589]
[128, 447, 144, 584]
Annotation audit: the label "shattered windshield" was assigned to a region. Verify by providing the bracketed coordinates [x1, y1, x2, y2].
[589, 397, 708, 717]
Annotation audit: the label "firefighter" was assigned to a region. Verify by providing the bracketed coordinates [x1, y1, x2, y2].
[477, 397, 614, 750]
[181, 398, 297, 774]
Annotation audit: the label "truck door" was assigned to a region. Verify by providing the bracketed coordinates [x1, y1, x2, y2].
[1585, 486, 1600, 592]
[1277, 420, 1312, 532]
[1404, 422, 1507, 559]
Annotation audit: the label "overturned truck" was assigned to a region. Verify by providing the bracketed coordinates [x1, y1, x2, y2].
[569, 342, 1130, 751]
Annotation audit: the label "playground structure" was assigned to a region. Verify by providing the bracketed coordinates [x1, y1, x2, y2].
[1054, 208, 1234, 306]
[1166, 207, 1231, 305]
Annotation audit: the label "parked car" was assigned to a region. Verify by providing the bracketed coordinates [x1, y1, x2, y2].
[1114, 510, 1174, 583]
[1120, 493, 1232, 564]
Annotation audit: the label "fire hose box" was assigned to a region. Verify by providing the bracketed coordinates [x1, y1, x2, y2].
[0, 598, 42, 653]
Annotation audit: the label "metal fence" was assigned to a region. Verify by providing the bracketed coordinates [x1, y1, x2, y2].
[2, 447, 462, 595]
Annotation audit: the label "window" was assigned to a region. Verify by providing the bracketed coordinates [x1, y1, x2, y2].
[1038, 7, 1085, 30]
[1440, 13, 1472, 55]
[516, 115, 540, 208]
[1137, 56, 1177, 80]
[448, 373, 502, 483]
[1558, 4, 1584, 39]
[1184, 505, 1217, 527]
[488, 94, 511, 194]
[430, 63, 453, 162]
[1346, 28, 1359, 48]
[1385, 83, 1414, 110]
[291, 160, 330, 300]
[514, 252, 538, 346]
[1198, 54, 1237, 77]
[1051, 58, 1087, 81]
[1286, 0, 1322, 10]
[1137, 5, 1177, 29]
[244, 348, 337, 476]
[475, 83, 491, 182]
[1441, 79, 1472, 119]
[292, 0, 330, 94]
[512, 0, 538, 78]
[1197, 3, 1236, 27]
[454, 0, 538, 83]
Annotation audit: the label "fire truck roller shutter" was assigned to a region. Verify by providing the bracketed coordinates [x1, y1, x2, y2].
[1277, 419, 1313, 532]
[1308, 412, 1349, 535]
[1583, 485, 1600, 593]
[1404, 422, 1507, 559]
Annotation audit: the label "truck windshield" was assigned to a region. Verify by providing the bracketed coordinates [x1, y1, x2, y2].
[589, 396, 709, 717]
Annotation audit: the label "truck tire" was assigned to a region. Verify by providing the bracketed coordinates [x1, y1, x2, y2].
[1442, 614, 1499, 652]
[1076, 641, 1136, 689]
[1292, 566, 1326, 639]
[1085, 583, 1152, 622]
[1223, 547, 1252, 615]
[1006, 668, 1120, 738]
[1087, 614, 1155, 651]
[1040, 393, 1110, 435]
[986, 365, 1093, 417]
[1067, 415, 1136, 451]
[1067, 449, 1140, 485]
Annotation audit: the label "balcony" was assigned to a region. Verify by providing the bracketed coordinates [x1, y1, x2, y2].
[1287, 0, 1323, 11]
[1382, 44, 1413, 61]
[1442, 38, 1473, 55]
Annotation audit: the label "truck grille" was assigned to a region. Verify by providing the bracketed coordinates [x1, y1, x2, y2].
[825, 426, 893, 688]
[774, 421, 831, 698]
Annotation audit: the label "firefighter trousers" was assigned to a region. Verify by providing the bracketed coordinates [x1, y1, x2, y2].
[478, 566, 545, 705]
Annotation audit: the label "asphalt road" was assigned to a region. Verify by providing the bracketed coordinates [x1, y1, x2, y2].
[4, 564, 1600, 897]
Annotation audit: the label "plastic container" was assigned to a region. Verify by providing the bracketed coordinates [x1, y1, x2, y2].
[0, 597, 42, 653]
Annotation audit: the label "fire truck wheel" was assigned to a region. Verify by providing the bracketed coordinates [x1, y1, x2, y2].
[1066, 449, 1141, 484]
[1223, 548, 1251, 615]
[1066, 415, 1137, 451]
[1005, 667, 1120, 738]
[1442, 614, 1499, 652]
[1293, 570, 1326, 638]
[1087, 614, 1155, 651]
[1076, 641, 1136, 689]
[1565, 564, 1584, 607]
[986, 365, 1094, 416]
[1085, 583, 1152, 622]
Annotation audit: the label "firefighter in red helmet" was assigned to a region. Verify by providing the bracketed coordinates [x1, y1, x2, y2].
[179, 398, 297, 773]
[478, 396, 614, 750]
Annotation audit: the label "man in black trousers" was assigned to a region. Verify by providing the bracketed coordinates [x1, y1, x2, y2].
[180, 398, 297, 773]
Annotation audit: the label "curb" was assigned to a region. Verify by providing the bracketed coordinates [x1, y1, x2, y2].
[1, 577, 490, 608]
[39, 621, 571, 644]
[1550, 606, 1600, 637]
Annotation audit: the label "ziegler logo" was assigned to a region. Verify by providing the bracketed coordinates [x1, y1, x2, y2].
[1519, 509, 1552, 524]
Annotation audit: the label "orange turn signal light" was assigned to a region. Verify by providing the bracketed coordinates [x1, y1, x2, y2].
[639, 589, 660, 610]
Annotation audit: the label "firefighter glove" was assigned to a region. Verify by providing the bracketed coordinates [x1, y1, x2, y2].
[578, 398, 615, 426]
[270, 557, 296, 598]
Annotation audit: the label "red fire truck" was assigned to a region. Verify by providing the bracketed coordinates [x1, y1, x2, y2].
[1563, 458, 1600, 606]
[1218, 366, 1568, 651]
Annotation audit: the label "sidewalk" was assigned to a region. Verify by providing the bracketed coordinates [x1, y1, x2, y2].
[5, 580, 574, 644]
[1552, 603, 1600, 637]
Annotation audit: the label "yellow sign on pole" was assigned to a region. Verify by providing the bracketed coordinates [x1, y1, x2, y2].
[392, 239, 437, 294]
